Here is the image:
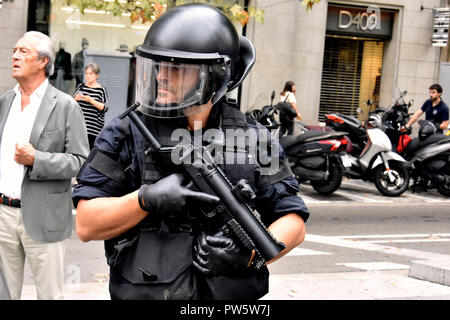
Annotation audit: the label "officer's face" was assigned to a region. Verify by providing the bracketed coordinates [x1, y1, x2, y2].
[429, 89, 441, 102]
[155, 62, 200, 104]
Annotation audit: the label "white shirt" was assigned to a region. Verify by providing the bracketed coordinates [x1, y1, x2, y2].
[0, 79, 48, 199]
[280, 92, 296, 104]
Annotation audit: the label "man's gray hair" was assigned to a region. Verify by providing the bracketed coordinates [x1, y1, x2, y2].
[24, 31, 55, 77]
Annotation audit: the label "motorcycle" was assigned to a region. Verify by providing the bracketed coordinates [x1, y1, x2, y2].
[324, 110, 370, 157]
[381, 87, 414, 153]
[279, 130, 349, 195]
[246, 91, 280, 133]
[339, 111, 410, 197]
[247, 90, 349, 195]
[399, 120, 450, 196]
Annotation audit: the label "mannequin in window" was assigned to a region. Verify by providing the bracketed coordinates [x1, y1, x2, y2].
[50, 41, 72, 93]
[73, 38, 89, 87]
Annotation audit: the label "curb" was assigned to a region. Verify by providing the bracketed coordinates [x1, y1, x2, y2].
[408, 258, 450, 286]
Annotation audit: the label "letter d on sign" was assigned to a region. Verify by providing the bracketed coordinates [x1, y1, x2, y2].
[338, 10, 352, 29]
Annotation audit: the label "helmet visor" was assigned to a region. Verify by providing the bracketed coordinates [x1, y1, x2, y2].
[135, 54, 231, 118]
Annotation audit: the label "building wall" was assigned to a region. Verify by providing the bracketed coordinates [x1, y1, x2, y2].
[0, 0, 29, 95]
[242, 0, 328, 124]
[0, 0, 448, 125]
[242, 0, 444, 125]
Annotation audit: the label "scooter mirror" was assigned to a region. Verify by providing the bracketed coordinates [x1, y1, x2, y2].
[271, 90, 275, 102]
[401, 90, 407, 97]
[409, 99, 414, 107]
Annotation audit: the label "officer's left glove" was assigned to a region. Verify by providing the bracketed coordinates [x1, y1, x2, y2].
[193, 229, 253, 277]
[138, 173, 220, 218]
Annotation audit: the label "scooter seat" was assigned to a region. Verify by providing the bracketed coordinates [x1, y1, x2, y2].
[405, 134, 450, 157]
[279, 130, 348, 149]
[336, 113, 362, 128]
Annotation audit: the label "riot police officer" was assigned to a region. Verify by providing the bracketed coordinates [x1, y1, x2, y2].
[73, 3, 309, 300]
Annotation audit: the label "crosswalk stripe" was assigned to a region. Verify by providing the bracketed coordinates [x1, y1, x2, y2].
[404, 193, 448, 203]
[286, 247, 331, 256]
[336, 262, 410, 271]
[333, 190, 393, 202]
[305, 234, 450, 261]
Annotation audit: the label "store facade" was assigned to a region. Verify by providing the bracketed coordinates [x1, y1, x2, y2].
[243, 0, 448, 124]
[1, 0, 449, 124]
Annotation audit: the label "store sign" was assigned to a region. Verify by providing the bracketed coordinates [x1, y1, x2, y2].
[327, 4, 395, 39]
[338, 9, 380, 31]
[432, 7, 449, 47]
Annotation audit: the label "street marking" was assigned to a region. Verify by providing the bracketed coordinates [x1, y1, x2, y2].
[333, 190, 393, 202]
[299, 194, 331, 204]
[336, 262, 410, 271]
[339, 233, 450, 239]
[305, 234, 450, 261]
[286, 247, 331, 256]
[404, 193, 448, 203]
[371, 239, 450, 244]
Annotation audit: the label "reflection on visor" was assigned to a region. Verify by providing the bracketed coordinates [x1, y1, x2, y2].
[135, 54, 231, 118]
[154, 62, 202, 105]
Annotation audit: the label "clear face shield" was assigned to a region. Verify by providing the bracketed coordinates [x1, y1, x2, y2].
[135, 51, 232, 118]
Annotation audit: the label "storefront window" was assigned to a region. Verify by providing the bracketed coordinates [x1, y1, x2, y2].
[46, 0, 153, 121]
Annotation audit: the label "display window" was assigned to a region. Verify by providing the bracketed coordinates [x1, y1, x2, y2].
[46, 0, 151, 95]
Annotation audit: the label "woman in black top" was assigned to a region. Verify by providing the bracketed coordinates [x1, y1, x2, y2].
[74, 63, 109, 149]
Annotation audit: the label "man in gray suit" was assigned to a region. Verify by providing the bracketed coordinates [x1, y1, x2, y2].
[0, 31, 89, 299]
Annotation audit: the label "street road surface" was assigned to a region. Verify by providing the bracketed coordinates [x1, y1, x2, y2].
[20, 179, 450, 299]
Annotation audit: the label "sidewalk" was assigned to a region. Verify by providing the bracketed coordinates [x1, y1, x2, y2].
[20, 264, 450, 300]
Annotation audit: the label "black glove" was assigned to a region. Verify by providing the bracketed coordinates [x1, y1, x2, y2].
[193, 229, 252, 277]
[138, 173, 219, 217]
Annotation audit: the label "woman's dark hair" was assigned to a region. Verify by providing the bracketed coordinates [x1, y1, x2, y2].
[281, 81, 295, 95]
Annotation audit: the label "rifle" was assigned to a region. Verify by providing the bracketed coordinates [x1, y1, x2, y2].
[120, 102, 286, 270]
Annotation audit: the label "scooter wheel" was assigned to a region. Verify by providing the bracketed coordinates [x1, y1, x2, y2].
[374, 161, 410, 197]
[436, 179, 450, 196]
[310, 160, 343, 195]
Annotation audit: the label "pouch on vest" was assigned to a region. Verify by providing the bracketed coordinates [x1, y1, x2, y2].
[198, 267, 269, 300]
[108, 230, 198, 300]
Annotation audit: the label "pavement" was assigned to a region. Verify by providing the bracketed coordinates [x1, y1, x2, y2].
[18, 258, 450, 300]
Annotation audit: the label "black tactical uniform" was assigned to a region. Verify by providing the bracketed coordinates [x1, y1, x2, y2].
[72, 3, 309, 300]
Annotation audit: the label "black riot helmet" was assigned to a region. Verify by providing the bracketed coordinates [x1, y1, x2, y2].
[135, 3, 256, 118]
[418, 121, 437, 141]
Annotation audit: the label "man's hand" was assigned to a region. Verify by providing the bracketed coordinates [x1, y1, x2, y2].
[14, 142, 35, 166]
[193, 229, 252, 276]
[138, 173, 219, 217]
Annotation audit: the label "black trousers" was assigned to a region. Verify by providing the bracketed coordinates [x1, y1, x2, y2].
[88, 134, 97, 150]
[279, 119, 294, 136]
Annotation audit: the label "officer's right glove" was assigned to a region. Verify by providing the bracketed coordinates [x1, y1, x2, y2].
[192, 229, 253, 277]
[138, 173, 220, 217]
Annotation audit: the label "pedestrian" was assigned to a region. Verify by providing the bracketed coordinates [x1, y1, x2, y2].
[73, 3, 309, 300]
[279, 81, 301, 136]
[403, 83, 449, 134]
[0, 31, 89, 300]
[74, 63, 108, 149]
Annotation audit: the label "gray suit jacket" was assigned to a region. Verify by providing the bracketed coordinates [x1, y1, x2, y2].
[0, 84, 89, 242]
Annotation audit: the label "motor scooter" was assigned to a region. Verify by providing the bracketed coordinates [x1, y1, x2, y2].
[279, 130, 349, 195]
[400, 120, 450, 196]
[339, 111, 410, 196]
[246, 91, 280, 134]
